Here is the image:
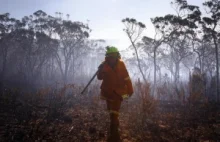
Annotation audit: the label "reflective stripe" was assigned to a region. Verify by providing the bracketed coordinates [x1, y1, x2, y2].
[100, 95, 107, 100]
[124, 76, 130, 80]
[109, 110, 119, 115]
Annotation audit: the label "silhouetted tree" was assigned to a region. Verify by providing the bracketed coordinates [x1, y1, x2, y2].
[53, 17, 90, 84]
[122, 18, 147, 84]
[202, 0, 220, 101]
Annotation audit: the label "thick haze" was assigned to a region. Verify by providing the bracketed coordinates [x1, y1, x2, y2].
[0, 0, 203, 50]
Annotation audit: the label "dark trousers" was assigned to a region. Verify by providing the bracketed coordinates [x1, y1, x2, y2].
[106, 99, 121, 142]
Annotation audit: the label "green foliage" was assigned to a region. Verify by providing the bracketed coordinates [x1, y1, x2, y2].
[0, 10, 90, 86]
[203, 17, 215, 25]
[122, 17, 146, 28]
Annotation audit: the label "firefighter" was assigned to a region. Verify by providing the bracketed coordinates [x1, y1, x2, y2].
[97, 46, 133, 142]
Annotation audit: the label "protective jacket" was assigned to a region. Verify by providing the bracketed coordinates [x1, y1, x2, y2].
[97, 59, 133, 101]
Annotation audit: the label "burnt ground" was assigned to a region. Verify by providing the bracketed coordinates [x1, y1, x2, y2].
[0, 92, 220, 142]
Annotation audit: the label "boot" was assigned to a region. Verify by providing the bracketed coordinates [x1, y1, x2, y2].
[108, 114, 121, 142]
[107, 124, 121, 142]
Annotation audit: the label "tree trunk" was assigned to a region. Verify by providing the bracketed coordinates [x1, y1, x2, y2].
[174, 62, 178, 84]
[213, 37, 219, 102]
[64, 59, 69, 85]
[198, 55, 202, 73]
[153, 49, 157, 97]
[1, 46, 8, 82]
[129, 37, 147, 84]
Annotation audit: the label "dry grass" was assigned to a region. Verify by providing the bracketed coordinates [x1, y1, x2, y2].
[0, 81, 219, 141]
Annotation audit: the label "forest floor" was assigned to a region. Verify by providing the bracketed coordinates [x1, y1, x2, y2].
[0, 91, 220, 142]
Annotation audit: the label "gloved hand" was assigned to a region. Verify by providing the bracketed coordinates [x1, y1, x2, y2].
[122, 94, 129, 99]
[98, 62, 105, 70]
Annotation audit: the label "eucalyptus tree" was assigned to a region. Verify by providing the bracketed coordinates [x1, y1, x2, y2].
[53, 15, 90, 84]
[202, 0, 220, 101]
[122, 18, 147, 84]
[0, 13, 18, 81]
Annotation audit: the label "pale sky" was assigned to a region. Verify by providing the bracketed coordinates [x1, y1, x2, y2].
[0, 0, 203, 50]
